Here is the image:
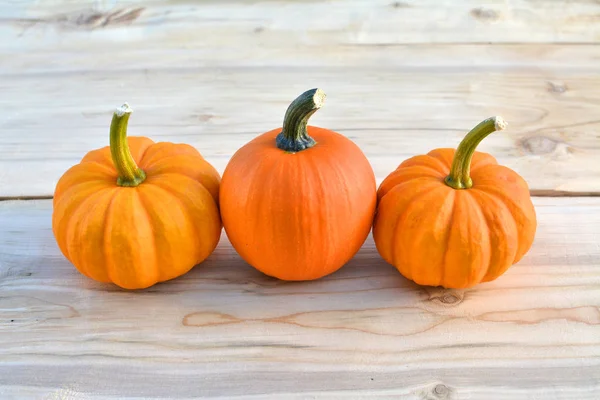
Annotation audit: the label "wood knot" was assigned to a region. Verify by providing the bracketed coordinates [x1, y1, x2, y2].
[391, 1, 410, 8]
[78, 12, 103, 26]
[471, 8, 500, 21]
[69, 7, 144, 29]
[521, 136, 559, 155]
[433, 384, 451, 398]
[440, 293, 460, 304]
[426, 289, 465, 307]
[420, 383, 454, 399]
[547, 81, 567, 94]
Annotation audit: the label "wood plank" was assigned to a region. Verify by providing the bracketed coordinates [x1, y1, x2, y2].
[3, 0, 600, 46]
[0, 197, 599, 398]
[2, 0, 600, 74]
[1, 68, 600, 197]
[5, 43, 600, 75]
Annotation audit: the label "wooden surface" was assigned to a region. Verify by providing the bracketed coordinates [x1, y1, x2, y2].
[1, 0, 599, 399]
[1, 198, 600, 399]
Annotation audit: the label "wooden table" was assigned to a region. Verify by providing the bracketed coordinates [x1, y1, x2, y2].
[1, 1, 599, 398]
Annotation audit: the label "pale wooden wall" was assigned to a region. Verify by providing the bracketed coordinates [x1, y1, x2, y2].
[1, 0, 599, 399]
[1, 0, 600, 197]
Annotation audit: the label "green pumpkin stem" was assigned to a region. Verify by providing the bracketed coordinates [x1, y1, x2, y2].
[276, 88, 326, 152]
[109, 103, 146, 187]
[445, 116, 507, 189]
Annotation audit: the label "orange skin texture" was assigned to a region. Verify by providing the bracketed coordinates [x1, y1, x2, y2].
[52, 137, 222, 290]
[220, 126, 377, 281]
[373, 148, 537, 289]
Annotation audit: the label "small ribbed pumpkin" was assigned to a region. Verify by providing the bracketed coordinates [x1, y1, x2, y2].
[220, 89, 377, 280]
[52, 104, 221, 289]
[373, 117, 536, 289]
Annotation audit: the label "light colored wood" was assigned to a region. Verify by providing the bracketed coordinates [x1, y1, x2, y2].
[4, 43, 600, 73]
[2, 0, 600, 198]
[2, 68, 600, 197]
[2, 0, 600, 75]
[1, 0, 599, 398]
[0, 198, 599, 398]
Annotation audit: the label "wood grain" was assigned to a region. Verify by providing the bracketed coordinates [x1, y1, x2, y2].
[2, 68, 600, 197]
[2, 0, 600, 75]
[0, 198, 599, 398]
[1, 0, 599, 398]
[2, 0, 600, 198]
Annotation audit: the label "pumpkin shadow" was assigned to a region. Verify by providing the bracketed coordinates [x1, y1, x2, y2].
[177, 233, 420, 297]
[78, 233, 466, 306]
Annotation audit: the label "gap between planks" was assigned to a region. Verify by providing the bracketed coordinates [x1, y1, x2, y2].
[1, 191, 600, 202]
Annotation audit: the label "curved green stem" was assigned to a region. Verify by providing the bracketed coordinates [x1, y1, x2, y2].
[276, 88, 326, 152]
[109, 103, 146, 187]
[445, 116, 507, 189]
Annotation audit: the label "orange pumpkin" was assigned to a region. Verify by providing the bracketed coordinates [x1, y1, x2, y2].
[220, 89, 377, 280]
[373, 117, 536, 289]
[52, 103, 221, 289]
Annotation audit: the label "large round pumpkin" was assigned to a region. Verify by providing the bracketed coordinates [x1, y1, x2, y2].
[220, 89, 377, 280]
[52, 103, 221, 289]
[373, 117, 536, 289]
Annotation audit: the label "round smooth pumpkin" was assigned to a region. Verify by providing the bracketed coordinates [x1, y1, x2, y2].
[52, 103, 221, 289]
[373, 117, 536, 289]
[220, 89, 377, 280]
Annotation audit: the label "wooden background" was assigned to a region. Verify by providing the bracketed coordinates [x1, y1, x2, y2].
[1, 0, 599, 398]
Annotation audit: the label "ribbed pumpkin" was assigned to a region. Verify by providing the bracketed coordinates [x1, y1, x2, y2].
[52, 103, 221, 289]
[220, 89, 377, 280]
[373, 117, 536, 289]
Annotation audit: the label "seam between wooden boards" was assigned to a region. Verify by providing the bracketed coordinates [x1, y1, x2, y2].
[1, 192, 599, 201]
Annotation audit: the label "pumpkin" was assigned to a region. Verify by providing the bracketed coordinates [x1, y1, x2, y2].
[220, 89, 377, 280]
[52, 103, 221, 289]
[373, 117, 536, 289]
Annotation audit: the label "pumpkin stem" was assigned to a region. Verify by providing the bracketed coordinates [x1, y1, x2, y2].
[109, 103, 146, 187]
[445, 116, 507, 189]
[276, 88, 325, 152]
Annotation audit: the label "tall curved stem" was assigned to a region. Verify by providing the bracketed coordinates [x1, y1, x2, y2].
[445, 116, 507, 189]
[110, 103, 146, 187]
[276, 88, 326, 153]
